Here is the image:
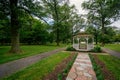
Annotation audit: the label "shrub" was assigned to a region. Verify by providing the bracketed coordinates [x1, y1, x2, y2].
[66, 46, 76, 51]
[91, 46, 101, 52]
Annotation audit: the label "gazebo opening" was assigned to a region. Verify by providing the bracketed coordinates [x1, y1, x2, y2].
[73, 32, 94, 51]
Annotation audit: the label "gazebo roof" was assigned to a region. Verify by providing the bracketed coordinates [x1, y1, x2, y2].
[73, 32, 93, 37]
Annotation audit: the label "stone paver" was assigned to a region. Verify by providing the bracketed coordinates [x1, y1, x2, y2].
[0, 48, 65, 79]
[102, 47, 120, 58]
[66, 53, 97, 80]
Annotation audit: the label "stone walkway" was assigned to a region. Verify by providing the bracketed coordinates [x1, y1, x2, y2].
[102, 47, 120, 58]
[66, 53, 97, 80]
[0, 48, 65, 79]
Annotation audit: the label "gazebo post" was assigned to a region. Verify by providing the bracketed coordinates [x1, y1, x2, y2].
[92, 37, 94, 48]
[86, 36, 88, 50]
[77, 37, 79, 50]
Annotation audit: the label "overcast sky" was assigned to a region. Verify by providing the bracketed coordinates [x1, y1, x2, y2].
[69, 0, 120, 29]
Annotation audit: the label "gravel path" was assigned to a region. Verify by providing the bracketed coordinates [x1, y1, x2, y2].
[66, 53, 97, 80]
[102, 47, 120, 58]
[0, 48, 65, 79]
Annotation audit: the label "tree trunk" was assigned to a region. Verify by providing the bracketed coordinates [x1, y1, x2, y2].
[95, 35, 98, 45]
[9, 0, 22, 53]
[101, 17, 105, 46]
[53, 0, 60, 46]
[56, 27, 59, 46]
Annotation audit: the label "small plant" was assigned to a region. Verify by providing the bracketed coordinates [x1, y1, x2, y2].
[66, 46, 76, 51]
[89, 54, 104, 80]
[57, 53, 77, 80]
[91, 46, 101, 52]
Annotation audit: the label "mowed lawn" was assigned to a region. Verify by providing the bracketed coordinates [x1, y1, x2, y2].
[104, 44, 120, 52]
[0, 45, 65, 64]
[97, 55, 120, 79]
[3, 52, 70, 80]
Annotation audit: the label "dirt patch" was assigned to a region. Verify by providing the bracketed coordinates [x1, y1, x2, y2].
[43, 52, 77, 80]
[92, 54, 116, 80]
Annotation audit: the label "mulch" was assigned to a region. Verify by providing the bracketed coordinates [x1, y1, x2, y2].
[93, 54, 116, 80]
[43, 53, 76, 80]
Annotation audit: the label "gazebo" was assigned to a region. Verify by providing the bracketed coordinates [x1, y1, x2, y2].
[73, 32, 94, 51]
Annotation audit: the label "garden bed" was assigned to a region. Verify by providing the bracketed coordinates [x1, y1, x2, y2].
[44, 52, 77, 80]
[90, 54, 116, 80]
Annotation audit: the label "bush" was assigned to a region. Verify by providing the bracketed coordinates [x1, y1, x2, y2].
[66, 46, 76, 51]
[91, 46, 101, 52]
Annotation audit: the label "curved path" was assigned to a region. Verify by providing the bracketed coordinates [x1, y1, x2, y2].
[66, 53, 97, 80]
[0, 48, 65, 79]
[102, 47, 120, 58]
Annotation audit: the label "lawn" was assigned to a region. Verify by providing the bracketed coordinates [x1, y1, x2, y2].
[97, 55, 120, 79]
[0, 45, 65, 64]
[104, 44, 120, 52]
[3, 52, 70, 80]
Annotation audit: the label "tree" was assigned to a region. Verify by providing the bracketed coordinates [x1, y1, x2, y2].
[82, 0, 120, 45]
[0, 0, 46, 53]
[42, 0, 76, 46]
[85, 25, 100, 44]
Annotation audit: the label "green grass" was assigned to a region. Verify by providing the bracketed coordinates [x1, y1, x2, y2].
[2, 52, 70, 80]
[0, 45, 65, 64]
[97, 55, 120, 79]
[104, 44, 120, 52]
[89, 54, 104, 80]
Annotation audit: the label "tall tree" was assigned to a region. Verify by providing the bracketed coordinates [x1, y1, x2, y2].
[82, 0, 120, 45]
[0, 0, 46, 53]
[42, 0, 75, 46]
[9, 0, 21, 53]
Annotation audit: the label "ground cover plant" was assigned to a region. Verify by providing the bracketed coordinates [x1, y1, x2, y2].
[104, 44, 120, 52]
[91, 46, 102, 53]
[2, 51, 71, 80]
[97, 55, 120, 80]
[89, 54, 104, 80]
[66, 46, 76, 51]
[44, 52, 77, 80]
[0, 45, 65, 64]
[90, 54, 118, 80]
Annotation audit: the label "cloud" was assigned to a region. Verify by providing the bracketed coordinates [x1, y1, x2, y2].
[69, 0, 120, 28]
[69, 0, 87, 14]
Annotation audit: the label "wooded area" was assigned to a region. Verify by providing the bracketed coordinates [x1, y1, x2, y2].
[0, 0, 120, 53]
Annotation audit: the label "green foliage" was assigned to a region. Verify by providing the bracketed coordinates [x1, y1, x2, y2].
[97, 55, 120, 80]
[3, 52, 70, 80]
[20, 19, 50, 45]
[89, 54, 104, 80]
[114, 33, 120, 42]
[82, 0, 120, 44]
[57, 53, 77, 80]
[0, 45, 65, 64]
[66, 46, 76, 51]
[91, 46, 101, 52]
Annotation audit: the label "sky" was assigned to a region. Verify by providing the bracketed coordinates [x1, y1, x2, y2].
[69, 0, 120, 29]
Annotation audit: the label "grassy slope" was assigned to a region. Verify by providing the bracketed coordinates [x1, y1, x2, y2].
[0, 45, 65, 64]
[3, 52, 70, 80]
[104, 44, 120, 52]
[97, 55, 120, 79]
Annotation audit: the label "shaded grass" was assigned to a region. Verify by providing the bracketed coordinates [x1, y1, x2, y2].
[97, 55, 120, 80]
[0, 45, 65, 64]
[2, 51, 70, 80]
[104, 44, 120, 52]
